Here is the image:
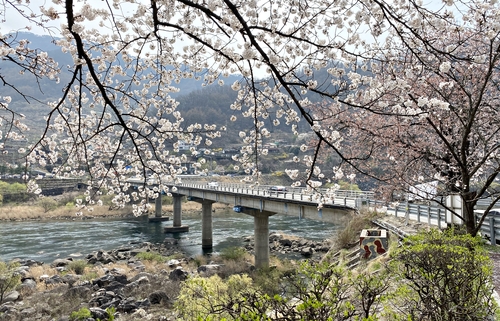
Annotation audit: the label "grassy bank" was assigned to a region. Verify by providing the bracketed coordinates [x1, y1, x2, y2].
[0, 194, 231, 221]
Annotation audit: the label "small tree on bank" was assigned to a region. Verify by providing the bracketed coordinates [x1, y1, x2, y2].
[389, 229, 496, 320]
[0, 261, 21, 303]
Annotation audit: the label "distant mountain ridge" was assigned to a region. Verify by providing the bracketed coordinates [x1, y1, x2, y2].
[0, 32, 242, 134]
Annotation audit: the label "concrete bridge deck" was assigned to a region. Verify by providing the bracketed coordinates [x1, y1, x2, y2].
[152, 182, 361, 268]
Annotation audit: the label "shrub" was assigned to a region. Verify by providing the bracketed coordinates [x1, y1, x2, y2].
[389, 228, 497, 320]
[68, 260, 87, 275]
[175, 274, 255, 321]
[80, 271, 99, 282]
[332, 209, 379, 251]
[0, 261, 21, 302]
[219, 246, 247, 261]
[174, 260, 391, 320]
[135, 251, 167, 263]
[37, 197, 58, 213]
[69, 307, 91, 321]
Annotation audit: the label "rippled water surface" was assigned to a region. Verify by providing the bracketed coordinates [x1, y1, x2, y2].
[0, 210, 342, 263]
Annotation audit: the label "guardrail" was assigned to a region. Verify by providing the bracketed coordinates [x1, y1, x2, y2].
[176, 182, 372, 209]
[132, 178, 500, 244]
[366, 199, 500, 245]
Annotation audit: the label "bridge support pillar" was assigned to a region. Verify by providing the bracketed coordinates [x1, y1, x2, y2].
[155, 194, 162, 217]
[201, 200, 215, 249]
[148, 193, 170, 222]
[234, 206, 275, 269]
[164, 194, 189, 233]
[254, 211, 271, 269]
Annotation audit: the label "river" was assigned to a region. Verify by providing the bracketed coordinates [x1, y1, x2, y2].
[0, 209, 343, 263]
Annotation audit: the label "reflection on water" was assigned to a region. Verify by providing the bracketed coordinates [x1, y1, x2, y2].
[0, 209, 343, 263]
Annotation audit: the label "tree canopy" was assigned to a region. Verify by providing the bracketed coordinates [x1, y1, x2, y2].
[0, 0, 499, 233]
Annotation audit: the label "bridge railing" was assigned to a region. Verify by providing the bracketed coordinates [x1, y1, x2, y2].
[156, 179, 500, 244]
[366, 199, 500, 245]
[176, 182, 371, 209]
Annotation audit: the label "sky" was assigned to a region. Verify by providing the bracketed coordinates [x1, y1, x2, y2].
[0, 1, 62, 36]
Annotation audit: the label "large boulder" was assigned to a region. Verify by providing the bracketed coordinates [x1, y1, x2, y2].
[169, 267, 188, 281]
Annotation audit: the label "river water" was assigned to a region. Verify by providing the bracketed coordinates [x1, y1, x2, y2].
[0, 209, 343, 263]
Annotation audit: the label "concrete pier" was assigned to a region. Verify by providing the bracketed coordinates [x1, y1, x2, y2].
[164, 194, 189, 233]
[149, 193, 170, 222]
[254, 211, 271, 269]
[201, 200, 215, 249]
[234, 206, 276, 269]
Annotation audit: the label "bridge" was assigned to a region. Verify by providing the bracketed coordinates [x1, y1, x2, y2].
[151, 182, 368, 268]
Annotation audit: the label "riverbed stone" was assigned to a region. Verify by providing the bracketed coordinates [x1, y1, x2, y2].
[51, 258, 72, 267]
[197, 264, 221, 276]
[128, 272, 153, 283]
[45, 275, 64, 285]
[300, 247, 314, 257]
[66, 285, 92, 300]
[18, 278, 37, 291]
[279, 238, 293, 247]
[167, 259, 181, 267]
[169, 266, 188, 281]
[2, 291, 19, 303]
[149, 290, 169, 304]
[90, 307, 108, 320]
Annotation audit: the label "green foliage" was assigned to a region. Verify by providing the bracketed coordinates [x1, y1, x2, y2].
[175, 259, 392, 320]
[337, 180, 361, 191]
[390, 228, 497, 320]
[135, 251, 167, 263]
[0, 181, 29, 203]
[106, 306, 116, 321]
[251, 267, 287, 295]
[68, 259, 88, 275]
[175, 274, 256, 320]
[219, 247, 247, 261]
[37, 197, 58, 213]
[0, 261, 21, 303]
[94, 193, 115, 207]
[271, 170, 285, 177]
[80, 271, 99, 282]
[69, 307, 92, 321]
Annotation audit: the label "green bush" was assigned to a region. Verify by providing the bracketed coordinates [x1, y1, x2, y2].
[0, 181, 29, 203]
[174, 260, 391, 320]
[389, 228, 497, 320]
[68, 260, 87, 275]
[37, 197, 58, 213]
[80, 271, 99, 282]
[106, 306, 116, 321]
[175, 274, 256, 321]
[69, 307, 91, 321]
[0, 261, 21, 302]
[219, 247, 247, 261]
[135, 251, 167, 263]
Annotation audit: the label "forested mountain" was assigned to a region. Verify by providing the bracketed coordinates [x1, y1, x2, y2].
[1, 33, 340, 148]
[0, 32, 241, 136]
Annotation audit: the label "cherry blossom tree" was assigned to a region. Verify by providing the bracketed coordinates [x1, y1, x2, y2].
[0, 0, 498, 234]
[311, 1, 500, 235]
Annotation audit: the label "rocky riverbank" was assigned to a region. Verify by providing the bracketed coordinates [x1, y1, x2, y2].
[0, 231, 332, 321]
